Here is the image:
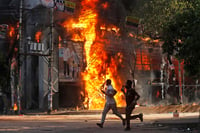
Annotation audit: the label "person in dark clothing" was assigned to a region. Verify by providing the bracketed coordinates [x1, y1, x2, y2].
[121, 80, 143, 131]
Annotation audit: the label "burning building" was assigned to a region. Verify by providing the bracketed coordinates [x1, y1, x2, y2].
[0, 0, 199, 114]
[58, 0, 164, 109]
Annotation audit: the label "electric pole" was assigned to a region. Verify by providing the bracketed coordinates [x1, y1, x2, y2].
[16, 0, 24, 115]
[47, 8, 54, 114]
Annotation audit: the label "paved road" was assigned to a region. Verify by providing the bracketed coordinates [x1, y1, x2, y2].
[0, 113, 199, 133]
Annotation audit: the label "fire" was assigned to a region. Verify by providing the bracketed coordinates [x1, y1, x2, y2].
[156, 90, 160, 98]
[35, 31, 42, 43]
[63, 0, 126, 110]
[129, 33, 160, 44]
[143, 37, 151, 42]
[136, 50, 150, 71]
[102, 2, 108, 9]
[9, 26, 15, 38]
[58, 36, 62, 48]
[13, 103, 18, 111]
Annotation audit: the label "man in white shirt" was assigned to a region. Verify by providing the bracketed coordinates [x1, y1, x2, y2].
[63, 41, 71, 78]
[96, 79, 125, 128]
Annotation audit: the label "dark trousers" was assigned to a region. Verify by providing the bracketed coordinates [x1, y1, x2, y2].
[126, 105, 140, 128]
[64, 61, 69, 76]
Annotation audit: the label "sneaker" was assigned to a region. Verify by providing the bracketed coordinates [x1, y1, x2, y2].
[124, 127, 131, 131]
[96, 123, 103, 128]
[122, 119, 126, 126]
[139, 113, 143, 122]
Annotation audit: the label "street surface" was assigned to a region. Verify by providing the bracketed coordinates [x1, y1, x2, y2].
[0, 113, 199, 133]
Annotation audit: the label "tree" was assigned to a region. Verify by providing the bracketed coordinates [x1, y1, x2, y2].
[162, 3, 200, 78]
[131, 0, 192, 39]
[127, 0, 200, 78]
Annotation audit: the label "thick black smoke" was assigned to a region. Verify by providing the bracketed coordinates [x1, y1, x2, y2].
[97, 0, 127, 27]
[121, 0, 137, 12]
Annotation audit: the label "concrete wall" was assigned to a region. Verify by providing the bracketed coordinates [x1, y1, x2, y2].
[22, 6, 59, 110]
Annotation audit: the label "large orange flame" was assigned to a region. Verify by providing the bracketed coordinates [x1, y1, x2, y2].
[63, 0, 125, 110]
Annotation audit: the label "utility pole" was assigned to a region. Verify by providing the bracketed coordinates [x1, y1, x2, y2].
[182, 67, 185, 104]
[47, 8, 54, 114]
[17, 0, 23, 115]
[178, 60, 183, 104]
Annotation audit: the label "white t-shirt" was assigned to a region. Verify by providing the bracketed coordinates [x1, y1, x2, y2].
[63, 47, 71, 61]
[105, 85, 116, 105]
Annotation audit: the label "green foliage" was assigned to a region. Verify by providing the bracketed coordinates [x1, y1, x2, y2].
[162, 4, 200, 78]
[131, 0, 193, 38]
[129, 0, 200, 78]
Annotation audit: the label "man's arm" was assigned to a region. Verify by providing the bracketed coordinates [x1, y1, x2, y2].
[128, 90, 140, 108]
[135, 91, 140, 101]
[101, 89, 106, 94]
[99, 81, 107, 94]
[121, 85, 126, 95]
[112, 89, 117, 96]
[102, 89, 117, 97]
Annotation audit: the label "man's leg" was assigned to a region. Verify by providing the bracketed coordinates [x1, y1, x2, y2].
[63, 61, 66, 76]
[129, 106, 143, 122]
[125, 106, 132, 130]
[130, 113, 143, 122]
[97, 103, 110, 128]
[66, 62, 69, 76]
[72, 67, 74, 79]
[111, 104, 125, 126]
[72, 61, 75, 79]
